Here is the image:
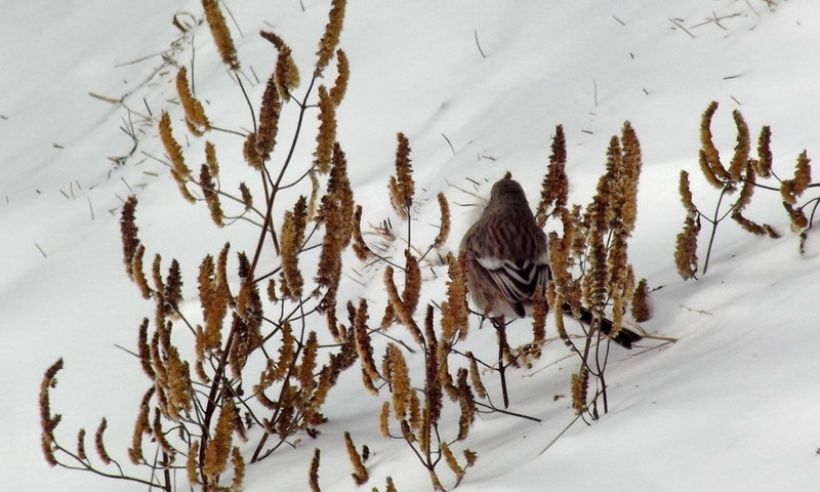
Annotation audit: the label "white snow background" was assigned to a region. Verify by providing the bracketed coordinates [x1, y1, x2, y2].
[3, 0, 820, 490]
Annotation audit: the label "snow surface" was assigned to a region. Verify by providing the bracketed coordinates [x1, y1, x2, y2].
[3, 0, 820, 490]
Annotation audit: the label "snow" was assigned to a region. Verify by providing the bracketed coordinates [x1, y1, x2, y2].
[3, 0, 820, 490]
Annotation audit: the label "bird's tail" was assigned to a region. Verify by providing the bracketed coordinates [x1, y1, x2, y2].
[562, 304, 643, 349]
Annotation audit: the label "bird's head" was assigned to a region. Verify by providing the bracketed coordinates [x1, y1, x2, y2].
[489, 172, 527, 204]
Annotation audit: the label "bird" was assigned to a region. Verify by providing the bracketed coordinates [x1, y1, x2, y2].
[459, 172, 643, 349]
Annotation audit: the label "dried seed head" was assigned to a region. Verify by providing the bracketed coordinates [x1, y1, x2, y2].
[467, 352, 487, 400]
[176, 67, 210, 135]
[159, 112, 196, 203]
[433, 192, 451, 248]
[239, 182, 254, 211]
[531, 286, 547, 346]
[95, 417, 112, 465]
[402, 250, 421, 318]
[781, 151, 812, 204]
[39, 358, 64, 467]
[330, 49, 349, 105]
[679, 170, 695, 212]
[729, 109, 750, 181]
[700, 101, 732, 184]
[384, 266, 423, 344]
[354, 300, 380, 392]
[231, 447, 245, 490]
[256, 74, 282, 161]
[352, 205, 372, 261]
[120, 195, 140, 279]
[281, 196, 308, 299]
[571, 367, 589, 415]
[202, 0, 239, 70]
[386, 343, 411, 420]
[441, 442, 465, 482]
[631, 278, 652, 322]
[536, 124, 569, 226]
[200, 163, 224, 227]
[754, 126, 773, 177]
[675, 213, 699, 280]
[379, 401, 391, 437]
[187, 441, 200, 485]
[732, 211, 780, 238]
[243, 132, 264, 169]
[392, 133, 415, 215]
[344, 431, 368, 486]
[313, 86, 336, 173]
[309, 448, 321, 492]
[204, 400, 236, 482]
[316, 0, 346, 74]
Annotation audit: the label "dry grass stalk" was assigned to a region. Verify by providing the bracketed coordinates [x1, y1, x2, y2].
[536, 124, 569, 226]
[176, 67, 210, 135]
[204, 400, 236, 482]
[315, 0, 346, 74]
[256, 73, 282, 161]
[202, 0, 240, 70]
[159, 112, 196, 203]
[330, 49, 349, 105]
[120, 195, 139, 278]
[309, 448, 321, 492]
[313, 86, 336, 173]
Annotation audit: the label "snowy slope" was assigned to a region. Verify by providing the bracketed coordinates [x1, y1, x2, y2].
[4, 0, 820, 490]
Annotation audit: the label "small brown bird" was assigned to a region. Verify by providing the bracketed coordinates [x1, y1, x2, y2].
[460, 172, 642, 349]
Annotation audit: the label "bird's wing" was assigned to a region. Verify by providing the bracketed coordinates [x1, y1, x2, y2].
[476, 254, 549, 305]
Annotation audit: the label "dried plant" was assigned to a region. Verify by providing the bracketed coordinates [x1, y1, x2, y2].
[675, 102, 820, 278]
[202, 0, 239, 71]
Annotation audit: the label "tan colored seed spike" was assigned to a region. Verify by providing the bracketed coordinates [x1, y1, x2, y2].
[200, 164, 224, 227]
[202, 0, 239, 70]
[698, 149, 724, 189]
[256, 74, 281, 161]
[393, 133, 415, 214]
[187, 441, 200, 485]
[384, 266, 423, 344]
[238, 182, 253, 211]
[354, 299, 380, 391]
[316, 0, 347, 74]
[679, 171, 695, 212]
[313, 86, 336, 173]
[204, 400, 235, 482]
[536, 124, 569, 226]
[120, 195, 139, 279]
[39, 359, 63, 467]
[352, 205, 372, 260]
[620, 121, 642, 233]
[675, 213, 699, 280]
[386, 343, 411, 420]
[755, 126, 773, 177]
[631, 278, 652, 322]
[402, 250, 421, 318]
[260, 31, 301, 97]
[309, 448, 321, 492]
[176, 67, 210, 135]
[94, 418, 112, 465]
[344, 431, 368, 485]
[299, 331, 319, 394]
[132, 244, 152, 299]
[433, 192, 451, 248]
[531, 286, 547, 346]
[379, 401, 391, 437]
[330, 49, 349, 105]
[467, 352, 487, 399]
[159, 112, 196, 203]
[729, 109, 750, 181]
[441, 442, 465, 482]
[243, 132, 263, 169]
[571, 367, 589, 415]
[781, 151, 812, 204]
[231, 447, 245, 490]
[700, 101, 733, 184]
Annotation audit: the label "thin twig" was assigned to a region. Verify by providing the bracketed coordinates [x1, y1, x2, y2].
[473, 29, 487, 59]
